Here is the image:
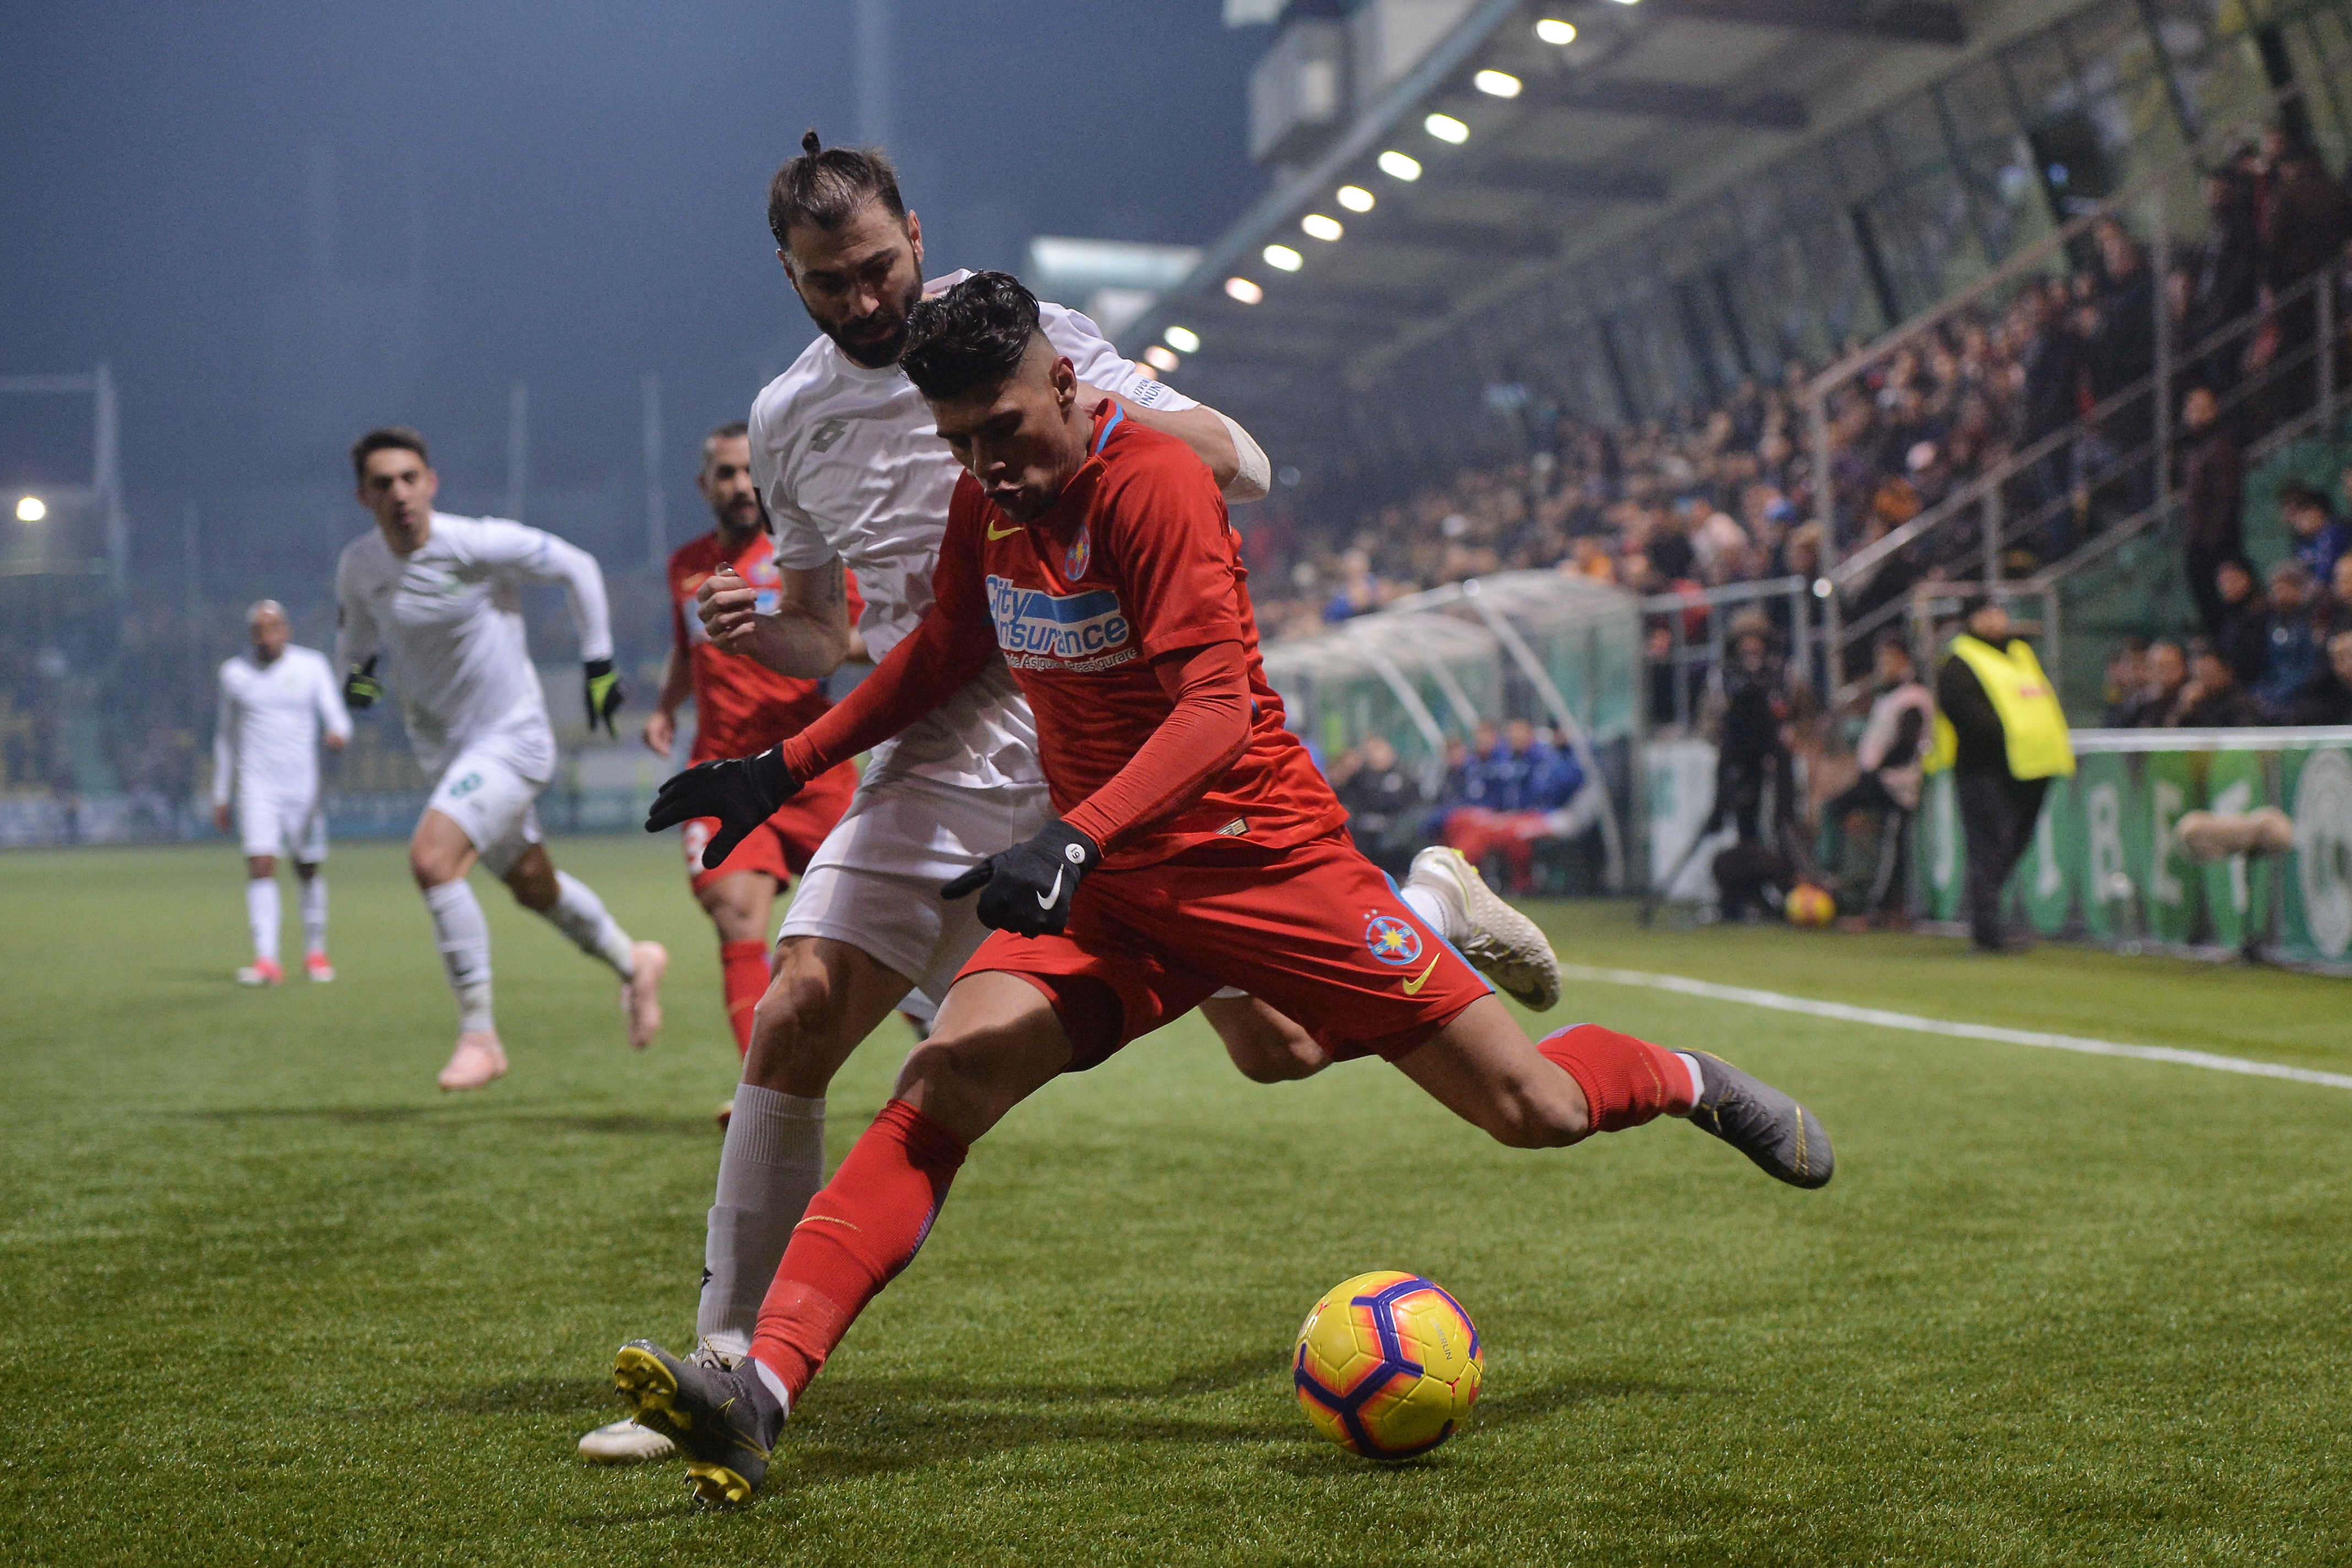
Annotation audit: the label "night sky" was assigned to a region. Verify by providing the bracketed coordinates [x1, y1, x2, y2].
[0, 1, 1264, 573]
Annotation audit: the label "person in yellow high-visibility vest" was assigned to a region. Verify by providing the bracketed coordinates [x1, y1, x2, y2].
[1931, 598, 2076, 952]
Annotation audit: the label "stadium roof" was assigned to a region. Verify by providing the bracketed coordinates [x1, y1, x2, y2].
[1126, 0, 2084, 447]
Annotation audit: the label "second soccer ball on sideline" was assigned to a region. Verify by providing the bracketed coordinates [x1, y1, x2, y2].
[1294, 1271, 1482, 1461]
[1785, 883, 1838, 927]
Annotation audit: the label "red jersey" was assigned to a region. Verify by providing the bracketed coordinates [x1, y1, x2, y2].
[930, 405, 1342, 868]
[667, 530, 859, 763]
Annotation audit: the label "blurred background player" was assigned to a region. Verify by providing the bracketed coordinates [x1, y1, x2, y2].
[643, 421, 863, 1117]
[210, 598, 351, 985]
[335, 426, 668, 1091]
[579, 133, 1559, 1468]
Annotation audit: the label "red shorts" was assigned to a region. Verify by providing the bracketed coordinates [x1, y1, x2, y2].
[958, 828, 1492, 1071]
[680, 762, 856, 894]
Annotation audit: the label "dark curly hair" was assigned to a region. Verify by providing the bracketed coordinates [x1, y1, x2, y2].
[768, 129, 906, 250]
[899, 272, 1041, 402]
[350, 426, 428, 481]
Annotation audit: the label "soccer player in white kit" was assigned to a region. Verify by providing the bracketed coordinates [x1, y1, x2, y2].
[581, 134, 1558, 1464]
[212, 598, 351, 986]
[335, 427, 669, 1092]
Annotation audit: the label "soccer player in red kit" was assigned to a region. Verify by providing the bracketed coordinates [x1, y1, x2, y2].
[626, 274, 1834, 1504]
[645, 422, 861, 1081]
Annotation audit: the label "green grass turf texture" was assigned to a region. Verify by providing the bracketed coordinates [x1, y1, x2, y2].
[4, 838, 2349, 1566]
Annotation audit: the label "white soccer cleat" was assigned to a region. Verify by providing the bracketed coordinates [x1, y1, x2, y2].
[622, 941, 669, 1050]
[236, 957, 285, 988]
[436, 1030, 508, 1091]
[305, 952, 336, 983]
[1407, 845, 1562, 1012]
[578, 1417, 676, 1464]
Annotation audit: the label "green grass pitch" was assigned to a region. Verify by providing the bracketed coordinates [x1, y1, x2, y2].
[4, 837, 2351, 1565]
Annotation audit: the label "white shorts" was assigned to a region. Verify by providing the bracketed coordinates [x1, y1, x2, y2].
[236, 789, 327, 864]
[424, 723, 555, 876]
[779, 771, 1055, 1020]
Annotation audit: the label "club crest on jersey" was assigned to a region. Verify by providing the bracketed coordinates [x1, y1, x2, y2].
[985, 573, 1132, 667]
[1063, 525, 1092, 580]
[1364, 915, 1423, 965]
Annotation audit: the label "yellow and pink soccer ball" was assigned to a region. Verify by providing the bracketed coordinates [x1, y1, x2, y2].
[1293, 1271, 1482, 1460]
[1785, 882, 1837, 927]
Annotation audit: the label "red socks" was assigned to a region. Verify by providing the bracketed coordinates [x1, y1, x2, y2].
[1537, 1024, 1694, 1132]
[719, 939, 771, 1059]
[749, 1098, 968, 1403]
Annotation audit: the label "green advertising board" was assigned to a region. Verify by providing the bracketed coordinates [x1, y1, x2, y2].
[1911, 731, 2352, 969]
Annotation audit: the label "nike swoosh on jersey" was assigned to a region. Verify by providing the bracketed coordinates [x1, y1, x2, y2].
[1037, 866, 1064, 909]
[1401, 954, 1442, 995]
[985, 520, 1022, 541]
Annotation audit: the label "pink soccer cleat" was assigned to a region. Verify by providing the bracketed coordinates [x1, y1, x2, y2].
[622, 941, 669, 1049]
[305, 952, 336, 983]
[236, 957, 285, 988]
[437, 1031, 508, 1091]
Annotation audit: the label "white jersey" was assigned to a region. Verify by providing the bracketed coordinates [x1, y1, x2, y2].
[749, 270, 1199, 791]
[212, 644, 350, 807]
[334, 512, 613, 774]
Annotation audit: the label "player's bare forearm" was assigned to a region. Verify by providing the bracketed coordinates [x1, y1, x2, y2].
[780, 607, 986, 782]
[698, 559, 853, 679]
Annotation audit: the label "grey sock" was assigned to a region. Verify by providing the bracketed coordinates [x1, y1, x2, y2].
[695, 1084, 826, 1357]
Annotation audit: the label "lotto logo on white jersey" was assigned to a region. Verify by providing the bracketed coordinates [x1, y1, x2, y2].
[985, 574, 1133, 669]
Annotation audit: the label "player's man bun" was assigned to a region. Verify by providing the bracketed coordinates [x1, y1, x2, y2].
[899, 271, 1041, 403]
[769, 128, 906, 249]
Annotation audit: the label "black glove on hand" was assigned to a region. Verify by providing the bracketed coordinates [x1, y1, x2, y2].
[343, 656, 382, 710]
[584, 658, 624, 736]
[940, 821, 1101, 937]
[645, 747, 799, 869]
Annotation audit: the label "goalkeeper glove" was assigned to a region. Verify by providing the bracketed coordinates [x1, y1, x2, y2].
[584, 659, 624, 736]
[940, 821, 1100, 937]
[645, 747, 799, 869]
[343, 657, 382, 710]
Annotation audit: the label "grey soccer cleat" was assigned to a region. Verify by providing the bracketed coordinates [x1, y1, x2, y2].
[1406, 845, 1562, 1011]
[611, 1339, 784, 1506]
[1686, 1052, 1834, 1189]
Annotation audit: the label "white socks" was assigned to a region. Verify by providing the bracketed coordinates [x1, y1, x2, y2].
[547, 870, 637, 979]
[1401, 883, 1460, 944]
[299, 876, 328, 956]
[422, 879, 496, 1034]
[1676, 1051, 1706, 1108]
[697, 1085, 828, 1360]
[246, 877, 281, 963]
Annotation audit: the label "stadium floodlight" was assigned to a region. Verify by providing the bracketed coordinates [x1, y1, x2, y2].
[15, 495, 46, 523]
[1300, 213, 1344, 242]
[1224, 276, 1265, 304]
[1144, 344, 1181, 372]
[1377, 150, 1422, 181]
[1164, 325, 1201, 354]
[1263, 243, 1304, 271]
[1536, 18, 1577, 43]
[1336, 185, 1375, 213]
[1473, 70, 1521, 98]
[1424, 113, 1470, 144]
[1608, 0, 1639, 6]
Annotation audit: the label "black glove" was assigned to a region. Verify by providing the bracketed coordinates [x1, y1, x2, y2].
[343, 656, 382, 710]
[645, 747, 799, 869]
[940, 821, 1101, 937]
[584, 658, 624, 736]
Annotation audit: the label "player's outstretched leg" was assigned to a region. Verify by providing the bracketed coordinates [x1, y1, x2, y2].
[502, 845, 668, 1048]
[1403, 845, 1562, 1012]
[296, 862, 333, 981]
[616, 971, 1069, 1506]
[1397, 1000, 1833, 1187]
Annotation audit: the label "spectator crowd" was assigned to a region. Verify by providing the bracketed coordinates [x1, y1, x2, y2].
[1242, 126, 2352, 702]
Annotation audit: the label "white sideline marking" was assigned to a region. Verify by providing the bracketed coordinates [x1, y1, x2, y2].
[1556, 963, 2352, 1091]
